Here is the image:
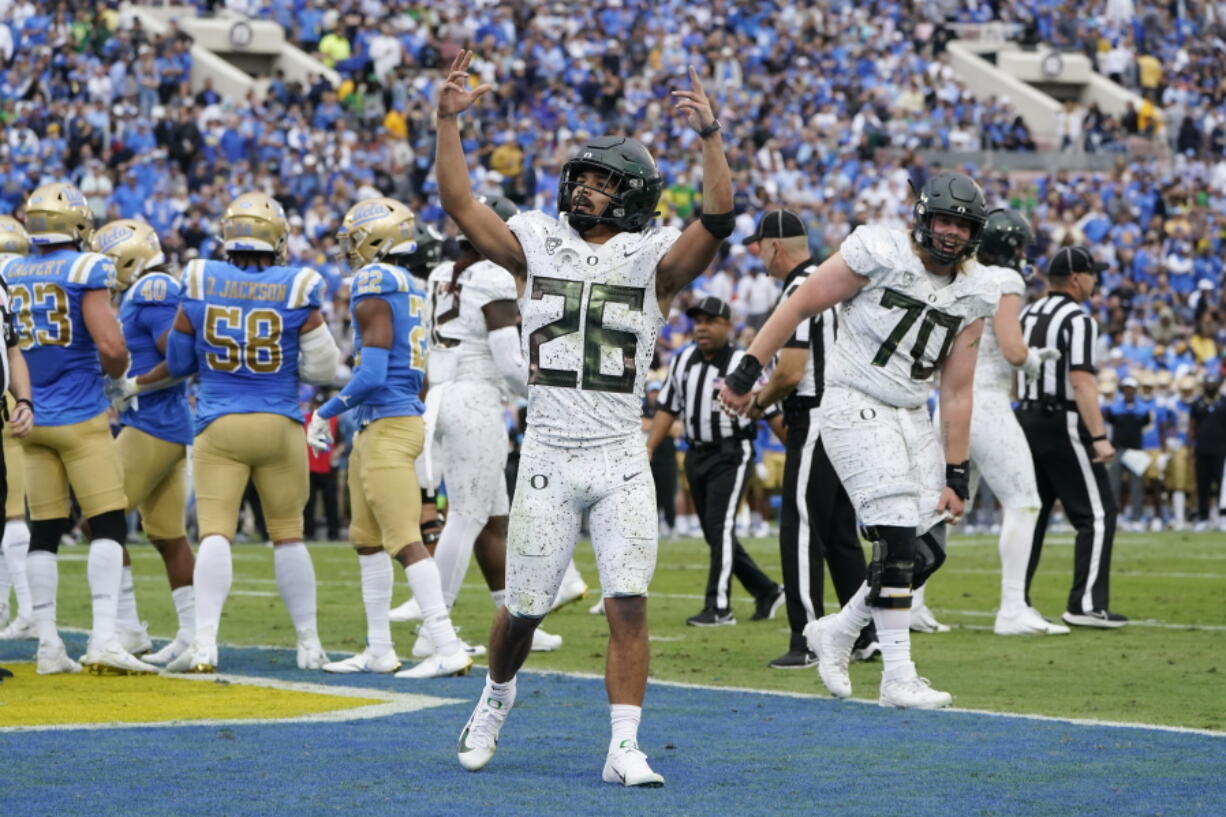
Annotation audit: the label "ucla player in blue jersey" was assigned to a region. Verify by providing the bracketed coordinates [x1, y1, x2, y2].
[165, 192, 341, 673]
[3, 183, 156, 675]
[91, 219, 198, 666]
[308, 198, 470, 678]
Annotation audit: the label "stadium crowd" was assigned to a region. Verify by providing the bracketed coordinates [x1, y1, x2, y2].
[2, 0, 1225, 537]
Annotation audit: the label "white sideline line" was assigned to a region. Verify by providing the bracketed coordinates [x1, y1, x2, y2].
[941, 568, 1226, 580]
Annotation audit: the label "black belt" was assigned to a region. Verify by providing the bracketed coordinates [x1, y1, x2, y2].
[1016, 399, 1078, 413]
[782, 394, 822, 412]
[687, 438, 751, 453]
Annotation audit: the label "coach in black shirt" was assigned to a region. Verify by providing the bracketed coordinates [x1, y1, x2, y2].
[647, 296, 783, 627]
[1189, 373, 1226, 527]
[1017, 246, 1126, 628]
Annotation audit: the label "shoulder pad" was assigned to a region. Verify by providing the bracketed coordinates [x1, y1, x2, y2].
[130, 271, 181, 305]
[67, 251, 116, 290]
[839, 224, 907, 280]
[181, 258, 210, 300]
[352, 263, 411, 299]
[427, 261, 454, 285]
[287, 267, 325, 309]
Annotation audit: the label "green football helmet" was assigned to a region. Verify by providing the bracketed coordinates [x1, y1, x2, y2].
[401, 220, 444, 279]
[911, 171, 988, 265]
[977, 209, 1033, 272]
[559, 136, 663, 233]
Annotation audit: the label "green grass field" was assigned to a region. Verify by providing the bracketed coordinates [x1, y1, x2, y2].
[48, 529, 1226, 732]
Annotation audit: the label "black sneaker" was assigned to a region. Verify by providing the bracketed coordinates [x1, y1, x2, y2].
[1061, 609, 1128, 629]
[851, 630, 881, 662]
[767, 648, 817, 669]
[686, 608, 736, 627]
[751, 585, 786, 621]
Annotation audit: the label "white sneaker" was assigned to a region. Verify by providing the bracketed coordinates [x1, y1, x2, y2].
[394, 650, 473, 679]
[0, 616, 34, 640]
[879, 674, 952, 709]
[994, 607, 1070, 636]
[322, 648, 401, 674]
[36, 640, 82, 675]
[388, 598, 422, 623]
[165, 640, 217, 673]
[143, 632, 192, 665]
[457, 691, 514, 771]
[1149, 517, 1164, 533]
[412, 627, 486, 659]
[118, 622, 153, 656]
[550, 577, 588, 612]
[588, 597, 606, 615]
[531, 628, 562, 651]
[297, 636, 329, 670]
[804, 615, 854, 699]
[81, 640, 158, 675]
[602, 741, 665, 787]
[910, 605, 951, 633]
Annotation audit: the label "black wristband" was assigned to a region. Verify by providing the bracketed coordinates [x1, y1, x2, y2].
[945, 461, 970, 501]
[699, 209, 735, 240]
[724, 355, 763, 395]
[697, 119, 721, 138]
[14, 397, 32, 411]
[1091, 434, 1107, 443]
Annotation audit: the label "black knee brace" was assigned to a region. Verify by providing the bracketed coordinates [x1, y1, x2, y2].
[863, 525, 917, 609]
[30, 518, 69, 553]
[913, 523, 948, 589]
[88, 509, 127, 543]
[421, 517, 444, 546]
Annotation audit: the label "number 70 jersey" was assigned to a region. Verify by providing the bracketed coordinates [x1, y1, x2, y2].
[507, 211, 681, 447]
[829, 225, 999, 410]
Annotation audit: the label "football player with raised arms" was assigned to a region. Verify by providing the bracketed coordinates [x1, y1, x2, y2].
[165, 193, 341, 673]
[435, 51, 734, 786]
[91, 219, 200, 663]
[307, 197, 470, 679]
[3, 184, 151, 674]
[721, 172, 998, 709]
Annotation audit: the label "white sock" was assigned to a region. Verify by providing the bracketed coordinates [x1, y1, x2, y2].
[27, 550, 58, 646]
[873, 587, 914, 679]
[912, 584, 930, 611]
[433, 514, 482, 608]
[405, 558, 459, 657]
[172, 585, 196, 640]
[87, 538, 124, 645]
[4, 520, 32, 619]
[484, 674, 517, 705]
[194, 535, 233, 644]
[609, 703, 642, 752]
[358, 552, 393, 654]
[117, 565, 141, 631]
[490, 589, 506, 610]
[274, 542, 319, 640]
[1173, 491, 1186, 525]
[834, 582, 873, 635]
[998, 506, 1038, 613]
[0, 539, 10, 609]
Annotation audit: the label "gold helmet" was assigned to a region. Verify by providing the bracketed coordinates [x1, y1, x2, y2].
[1178, 374, 1198, 395]
[24, 183, 94, 247]
[338, 197, 417, 269]
[0, 215, 30, 255]
[221, 192, 289, 262]
[90, 219, 166, 291]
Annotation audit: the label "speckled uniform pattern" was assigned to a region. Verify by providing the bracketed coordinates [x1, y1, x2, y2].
[973, 264, 1028, 393]
[425, 259, 519, 386]
[427, 380, 511, 520]
[968, 391, 1042, 510]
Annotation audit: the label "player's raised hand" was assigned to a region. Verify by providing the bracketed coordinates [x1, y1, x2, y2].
[672, 65, 716, 134]
[437, 50, 491, 120]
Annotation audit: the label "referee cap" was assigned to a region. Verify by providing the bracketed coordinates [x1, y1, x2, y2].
[743, 209, 806, 245]
[1048, 245, 1107, 277]
[686, 295, 732, 320]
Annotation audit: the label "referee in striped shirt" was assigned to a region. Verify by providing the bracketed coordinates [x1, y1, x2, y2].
[1017, 246, 1127, 628]
[647, 296, 783, 627]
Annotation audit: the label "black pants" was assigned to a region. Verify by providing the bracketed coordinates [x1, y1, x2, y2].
[780, 407, 867, 652]
[303, 470, 340, 541]
[1018, 407, 1117, 614]
[684, 440, 776, 612]
[1194, 450, 1226, 520]
[651, 440, 677, 528]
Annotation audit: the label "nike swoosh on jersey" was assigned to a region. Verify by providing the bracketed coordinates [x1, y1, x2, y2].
[622, 472, 642, 482]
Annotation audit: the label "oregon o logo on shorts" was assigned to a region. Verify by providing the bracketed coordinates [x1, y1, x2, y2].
[860, 408, 877, 421]
[529, 474, 549, 489]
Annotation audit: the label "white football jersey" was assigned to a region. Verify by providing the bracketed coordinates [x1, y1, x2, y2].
[973, 264, 1027, 394]
[425, 259, 519, 385]
[508, 210, 680, 447]
[829, 224, 999, 409]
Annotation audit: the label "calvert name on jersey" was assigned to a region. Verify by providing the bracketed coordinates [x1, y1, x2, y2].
[508, 210, 681, 447]
[120, 271, 193, 445]
[426, 258, 518, 386]
[349, 261, 426, 425]
[831, 224, 999, 409]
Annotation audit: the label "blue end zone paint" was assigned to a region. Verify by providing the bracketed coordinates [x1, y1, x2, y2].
[1, 636, 1221, 817]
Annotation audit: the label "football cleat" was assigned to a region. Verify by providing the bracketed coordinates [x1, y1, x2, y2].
[602, 741, 665, 788]
[0, 616, 35, 640]
[143, 632, 192, 665]
[550, 577, 589, 612]
[995, 607, 1071, 636]
[81, 640, 158, 676]
[588, 597, 606, 615]
[412, 628, 486, 660]
[322, 648, 401, 674]
[851, 631, 882, 662]
[1061, 609, 1128, 629]
[767, 648, 817, 670]
[750, 586, 786, 622]
[395, 650, 473, 679]
[805, 615, 855, 699]
[118, 622, 153, 657]
[909, 604, 951, 633]
[457, 692, 514, 771]
[297, 636, 329, 670]
[36, 640, 82, 675]
[879, 674, 952, 710]
[165, 640, 218, 673]
[686, 608, 736, 627]
[531, 628, 563, 652]
[388, 597, 422, 623]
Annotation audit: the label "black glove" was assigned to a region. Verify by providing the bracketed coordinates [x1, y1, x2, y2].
[945, 461, 970, 501]
[723, 354, 763, 395]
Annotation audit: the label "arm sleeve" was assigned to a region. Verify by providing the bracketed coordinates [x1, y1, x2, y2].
[487, 324, 528, 397]
[166, 328, 198, 378]
[317, 345, 389, 419]
[1066, 314, 1098, 373]
[298, 322, 341, 385]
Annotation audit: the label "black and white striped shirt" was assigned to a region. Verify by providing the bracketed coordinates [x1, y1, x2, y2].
[778, 261, 837, 411]
[659, 343, 763, 443]
[1018, 292, 1097, 402]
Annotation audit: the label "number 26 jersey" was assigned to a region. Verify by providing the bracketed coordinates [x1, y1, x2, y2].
[831, 224, 999, 410]
[507, 211, 680, 448]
